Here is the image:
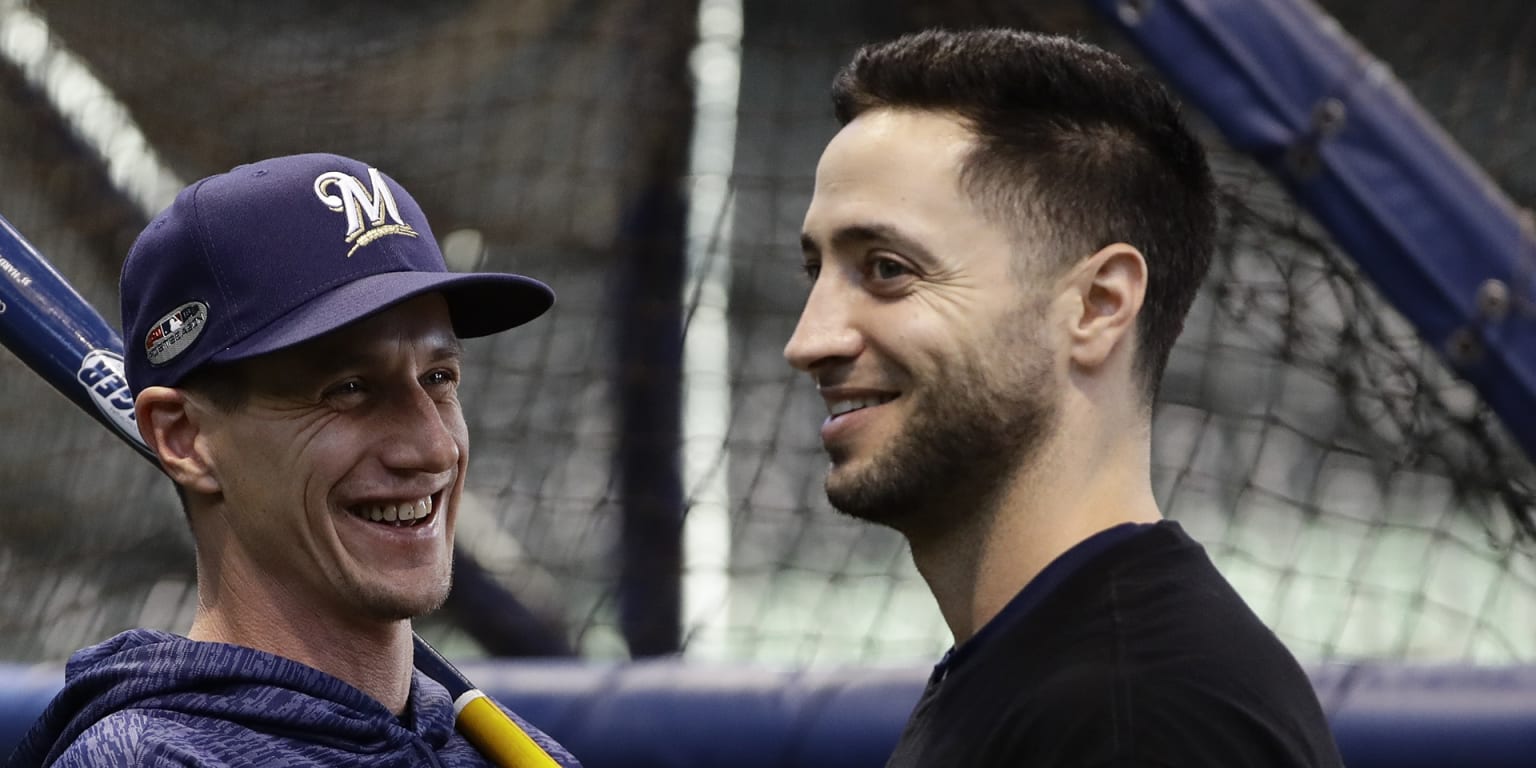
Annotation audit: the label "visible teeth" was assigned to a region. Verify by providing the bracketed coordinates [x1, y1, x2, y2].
[829, 397, 889, 417]
[357, 497, 433, 524]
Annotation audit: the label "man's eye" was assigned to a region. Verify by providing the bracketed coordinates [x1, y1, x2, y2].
[424, 369, 458, 387]
[801, 261, 821, 281]
[324, 379, 366, 399]
[871, 258, 910, 280]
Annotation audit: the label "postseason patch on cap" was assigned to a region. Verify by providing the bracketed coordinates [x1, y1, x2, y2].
[144, 301, 208, 366]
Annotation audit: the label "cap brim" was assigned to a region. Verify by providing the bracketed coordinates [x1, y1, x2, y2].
[209, 271, 554, 364]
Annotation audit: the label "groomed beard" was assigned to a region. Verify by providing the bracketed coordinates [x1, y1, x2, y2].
[823, 320, 1059, 537]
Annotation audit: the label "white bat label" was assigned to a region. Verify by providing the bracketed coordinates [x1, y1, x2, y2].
[77, 349, 140, 443]
[0, 255, 32, 288]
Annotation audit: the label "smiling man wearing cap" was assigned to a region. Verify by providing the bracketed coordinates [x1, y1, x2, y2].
[6, 153, 581, 768]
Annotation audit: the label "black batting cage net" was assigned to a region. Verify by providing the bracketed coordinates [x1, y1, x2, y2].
[0, 0, 1532, 664]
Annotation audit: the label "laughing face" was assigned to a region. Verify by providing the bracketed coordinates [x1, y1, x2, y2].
[194, 293, 468, 623]
[785, 108, 1062, 535]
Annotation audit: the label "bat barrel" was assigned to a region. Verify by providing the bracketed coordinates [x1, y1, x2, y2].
[0, 213, 155, 463]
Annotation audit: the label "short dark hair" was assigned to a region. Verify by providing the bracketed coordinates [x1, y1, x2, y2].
[179, 361, 250, 413]
[831, 28, 1216, 404]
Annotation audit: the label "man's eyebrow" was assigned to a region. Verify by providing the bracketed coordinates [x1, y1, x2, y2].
[429, 337, 465, 360]
[296, 335, 463, 373]
[802, 222, 932, 261]
[800, 232, 819, 257]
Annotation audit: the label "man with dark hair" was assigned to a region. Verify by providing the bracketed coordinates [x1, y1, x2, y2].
[787, 29, 1343, 767]
[8, 153, 580, 767]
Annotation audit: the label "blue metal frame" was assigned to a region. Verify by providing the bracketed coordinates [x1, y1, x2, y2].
[6, 661, 1536, 768]
[1086, 0, 1536, 462]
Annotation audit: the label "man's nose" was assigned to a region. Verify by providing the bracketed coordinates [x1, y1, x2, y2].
[379, 385, 461, 475]
[783, 277, 864, 373]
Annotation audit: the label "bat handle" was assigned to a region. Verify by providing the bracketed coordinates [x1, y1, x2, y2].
[413, 634, 563, 767]
[453, 689, 564, 768]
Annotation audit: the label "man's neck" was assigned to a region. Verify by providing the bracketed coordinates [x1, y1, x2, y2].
[909, 426, 1161, 644]
[188, 563, 416, 715]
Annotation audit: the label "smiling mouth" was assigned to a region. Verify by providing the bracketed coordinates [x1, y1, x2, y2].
[347, 494, 437, 528]
[828, 394, 897, 419]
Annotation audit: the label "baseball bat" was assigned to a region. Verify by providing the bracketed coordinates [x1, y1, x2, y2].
[0, 213, 560, 768]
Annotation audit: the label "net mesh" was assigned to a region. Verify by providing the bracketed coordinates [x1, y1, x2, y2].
[0, 0, 1532, 665]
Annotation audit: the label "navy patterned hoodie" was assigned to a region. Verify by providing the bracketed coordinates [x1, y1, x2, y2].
[5, 629, 580, 768]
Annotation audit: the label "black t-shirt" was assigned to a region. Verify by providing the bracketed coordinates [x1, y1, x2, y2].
[887, 521, 1345, 768]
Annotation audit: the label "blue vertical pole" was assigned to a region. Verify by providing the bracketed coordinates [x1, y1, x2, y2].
[612, 3, 698, 656]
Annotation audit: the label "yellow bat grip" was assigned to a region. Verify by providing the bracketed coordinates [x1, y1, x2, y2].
[452, 689, 563, 768]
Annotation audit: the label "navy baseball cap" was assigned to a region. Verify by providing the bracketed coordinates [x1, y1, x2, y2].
[120, 152, 553, 396]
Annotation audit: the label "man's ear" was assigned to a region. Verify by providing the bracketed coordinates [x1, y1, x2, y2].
[135, 386, 221, 495]
[1063, 242, 1146, 370]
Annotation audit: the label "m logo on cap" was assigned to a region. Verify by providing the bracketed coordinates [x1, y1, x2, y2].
[313, 167, 420, 257]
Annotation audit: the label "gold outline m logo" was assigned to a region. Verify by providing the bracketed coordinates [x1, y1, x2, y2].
[313, 167, 419, 256]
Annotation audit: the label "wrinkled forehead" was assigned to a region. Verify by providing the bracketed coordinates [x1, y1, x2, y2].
[814, 109, 974, 193]
[802, 108, 1053, 279]
[805, 110, 983, 236]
